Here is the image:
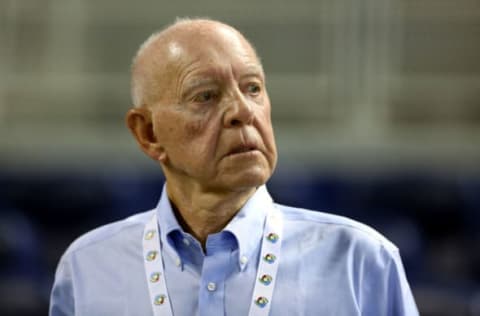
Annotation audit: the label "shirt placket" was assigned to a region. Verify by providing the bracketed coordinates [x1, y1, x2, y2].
[198, 241, 232, 316]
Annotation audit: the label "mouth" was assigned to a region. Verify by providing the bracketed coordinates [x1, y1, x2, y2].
[226, 144, 260, 157]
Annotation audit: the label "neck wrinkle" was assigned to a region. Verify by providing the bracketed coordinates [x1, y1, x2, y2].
[166, 181, 256, 248]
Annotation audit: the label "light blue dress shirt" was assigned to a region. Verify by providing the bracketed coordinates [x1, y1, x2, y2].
[50, 184, 419, 315]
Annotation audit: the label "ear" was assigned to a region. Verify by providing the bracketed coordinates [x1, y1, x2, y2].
[125, 107, 167, 162]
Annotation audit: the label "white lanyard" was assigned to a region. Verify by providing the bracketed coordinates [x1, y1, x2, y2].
[142, 205, 283, 316]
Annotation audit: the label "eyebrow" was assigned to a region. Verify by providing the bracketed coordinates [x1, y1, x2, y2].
[180, 64, 265, 97]
[238, 65, 265, 80]
[181, 77, 218, 98]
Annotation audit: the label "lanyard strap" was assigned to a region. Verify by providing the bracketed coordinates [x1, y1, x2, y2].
[142, 206, 283, 316]
[248, 206, 283, 316]
[143, 214, 174, 316]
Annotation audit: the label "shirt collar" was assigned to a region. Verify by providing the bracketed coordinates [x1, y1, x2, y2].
[224, 185, 272, 270]
[156, 185, 184, 268]
[155, 183, 274, 271]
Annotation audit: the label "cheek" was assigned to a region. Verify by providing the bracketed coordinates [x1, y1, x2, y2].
[184, 119, 206, 139]
[154, 108, 204, 140]
[259, 97, 272, 122]
[256, 105, 277, 152]
[256, 105, 274, 132]
[165, 113, 217, 152]
[184, 108, 222, 138]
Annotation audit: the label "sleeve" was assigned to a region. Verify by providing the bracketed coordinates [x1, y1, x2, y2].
[49, 256, 75, 316]
[385, 250, 419, 316]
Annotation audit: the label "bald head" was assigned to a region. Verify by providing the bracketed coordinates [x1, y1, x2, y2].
[131, 18, 260, 108]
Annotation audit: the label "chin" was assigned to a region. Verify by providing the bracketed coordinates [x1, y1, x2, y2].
[221, 167, 271, 191]
[213, 156, 275, 191]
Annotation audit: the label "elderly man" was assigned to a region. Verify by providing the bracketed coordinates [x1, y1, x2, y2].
[50, 18, 419, 316]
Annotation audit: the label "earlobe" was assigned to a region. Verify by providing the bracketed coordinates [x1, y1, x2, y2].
[157, 151, 167, 162]
[126, 107, 165, 161]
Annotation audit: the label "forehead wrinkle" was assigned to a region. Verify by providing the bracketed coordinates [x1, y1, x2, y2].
[137, 20, 263, 105]
[183, 63, 236, 90]
[175, 60, 208, 100]
[131, 18, 263, 107]
[183, 76, 217, 91]
[235, 63, 264, 80]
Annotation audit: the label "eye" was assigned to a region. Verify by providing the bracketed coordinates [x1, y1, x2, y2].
[193, 90, 218, 103]
[246, 83, 261, 96]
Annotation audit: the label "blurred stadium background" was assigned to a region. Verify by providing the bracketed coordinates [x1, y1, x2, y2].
[1, 0, 479, 315]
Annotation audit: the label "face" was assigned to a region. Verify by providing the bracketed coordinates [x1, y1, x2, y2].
[131, 24, 277, 193]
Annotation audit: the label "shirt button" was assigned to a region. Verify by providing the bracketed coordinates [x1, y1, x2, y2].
[145, 230, 155, 240]
[175, 257, 181, 267]
[240, 255, 248, 265]
[182, 238, 190, 246]
[207, 282, 217, 292]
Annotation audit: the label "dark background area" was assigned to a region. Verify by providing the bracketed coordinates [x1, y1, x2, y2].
[1, 168, 479, 316]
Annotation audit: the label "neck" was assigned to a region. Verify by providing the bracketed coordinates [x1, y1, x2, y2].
[166, 182, 257, 248]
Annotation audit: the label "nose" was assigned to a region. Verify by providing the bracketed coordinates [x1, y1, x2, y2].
[223, 90, 255, 128]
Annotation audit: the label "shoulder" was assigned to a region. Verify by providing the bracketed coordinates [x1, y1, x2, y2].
[62, 209, 155, 258]
[276, 203, 398, 254]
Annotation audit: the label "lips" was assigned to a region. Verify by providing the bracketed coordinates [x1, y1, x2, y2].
[226, 143, 259, 157]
